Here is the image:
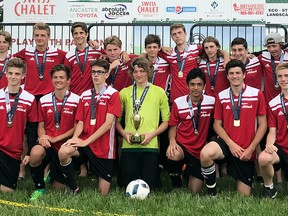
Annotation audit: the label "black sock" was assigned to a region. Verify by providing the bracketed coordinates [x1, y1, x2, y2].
[30, 164, 45, 190]
[61, 159, 78, 190]
[166, 160, 183, 187]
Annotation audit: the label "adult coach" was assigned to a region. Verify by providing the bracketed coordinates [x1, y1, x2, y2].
[167, 68, 215, 193]
[0, 58, 37, 192]
[200, 59, 267, 196]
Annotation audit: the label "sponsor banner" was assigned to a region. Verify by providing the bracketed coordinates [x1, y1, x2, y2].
[231, 0, 265, 21]
[4, 0, 68, 23]
[132, 0, 164, 21]
[197, 0, 231, 21]
[266, 3, 288, 24]
[68, 2, 100, 23]
[164, 0, 198, 21]
[100, 2, 133, 22]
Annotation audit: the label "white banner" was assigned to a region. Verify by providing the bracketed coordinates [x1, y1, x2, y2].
[197, 0, 231, 21]
[231, 0, 265, 21]
[68, 2, 100, 23]
[132, 0, 165, 21]
[164, 0, 198, 21]
[266, 3, 288, 24]
[4, 0, 68, 23]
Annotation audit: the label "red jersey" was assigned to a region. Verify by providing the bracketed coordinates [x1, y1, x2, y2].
[38, 91, 80, 152]
[107, 55, 136, 91]
[151, 57, 170, 92]
[258, 51, 288, 103]
[199, 57, 229, 97]
[245, 57, 262, 90]
[169, 94, 215, 159]
[268, 94, 288, 154]
[160, 44, 202, 102]
[0, 55, 12, 89]
[76, 86, 122, 159]
[13, 46, 66, 96]
[65, 46, 102, 95]
[0, 87, 37, 160]
[214, 85, 266, 160]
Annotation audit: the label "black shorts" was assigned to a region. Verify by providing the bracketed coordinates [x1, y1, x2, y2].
[79, 146, 114, 183]
[273, 143, 288, 174]
[118, 151, 158, 188]
[212, 137, 255, 187]
[178, 144, 204, 181]
[0, 150, 21, 190]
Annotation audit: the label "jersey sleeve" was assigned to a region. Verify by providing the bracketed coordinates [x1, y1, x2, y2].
[267, 105, 277, 128]
[213, 94, 223, 120]
[257, 91, 267, 116]
[27, 97, 38, 123]
[169, 102, 179, 127]
[107, 91, 122, 118]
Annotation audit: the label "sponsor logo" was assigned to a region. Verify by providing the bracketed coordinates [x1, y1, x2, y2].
[201, 113, 211, 117]
[99, 102, 106, 106]
[84, 102, 89, 106]
[226, 105, 230, 109]
[166, 6, 196, 14]
[211, 1, 219, 9]
[278, 110, 284, 116]
[17, 107, 27, 112]
[102, 4, 130, 20]
[0, 105, 4, 110]
[242, 105, 253, 109]
[63, 110, 73, 115]
[246, 69, 258, 74]
[47, 109, 53, 113]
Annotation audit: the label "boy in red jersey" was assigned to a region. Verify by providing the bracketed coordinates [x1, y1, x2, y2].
[167, 68, 215, 193]
[0, 58, 37, 193]
[65, 22, 103, 96]
[258, 63, 288, 198]
[200, 59, 267, 196]
[0, 30, 12, 89]
[58, 59, 121, 196]
[29, 64, 79, 201]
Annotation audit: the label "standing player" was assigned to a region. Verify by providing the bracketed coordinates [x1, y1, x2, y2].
[58, 59, 121, 196]
[116, 57, 170, 189]
[258, 63, 288, 198]
[65, 22, 103, 96]
[29, 64, 79, 201]
[0, 58, 37, 193]
[104, 35, 136, 91]
[199, 36, 229, 97]
[167, 68, 215, 193]
[231, 37, 262, 90]
[200, 59, 267, 196]
[0, 30, 12, 89]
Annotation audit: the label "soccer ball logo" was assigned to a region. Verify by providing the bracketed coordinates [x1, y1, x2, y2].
[125, 179, 150, 200]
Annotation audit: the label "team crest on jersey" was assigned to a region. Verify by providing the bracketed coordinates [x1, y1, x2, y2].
[46, 58, 55, 63]
[17, 107, 27, 112]
[226, 105, 231, 109]
[201, 113, 210, 117]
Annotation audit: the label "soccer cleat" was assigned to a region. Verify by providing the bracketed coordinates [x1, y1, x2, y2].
[263, 186, 277, 199]
[30, 189, 45, 201]
[44, 170, 51, 183]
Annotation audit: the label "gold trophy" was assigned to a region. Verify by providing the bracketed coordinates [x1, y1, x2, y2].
[130, 100, 145, 144]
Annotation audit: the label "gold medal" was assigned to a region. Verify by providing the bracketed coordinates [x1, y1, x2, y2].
[178, 71, 183, 78]
[7, 121, 12, 128]
[55, 123, 60, 130]
[90, 119, 96, 125]
[234, 119, 240, 127]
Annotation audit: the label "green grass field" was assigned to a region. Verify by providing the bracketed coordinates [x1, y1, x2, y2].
[0, 171, 288, 216]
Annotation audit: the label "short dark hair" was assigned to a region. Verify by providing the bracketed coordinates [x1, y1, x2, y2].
[186, 68, 206, 86]
[225, 59, 246, 75]
[231, 37, 248, 49]
[71, 22, 88, 34]
[90, 59, 110, 73]
[6, 58, 26, 75]
[145, 34, 161, 48]
[50, 64, 71, 80]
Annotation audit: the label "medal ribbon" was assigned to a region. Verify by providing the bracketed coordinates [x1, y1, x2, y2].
[0, 56, 10, 79]
[206, 58, 220, 89]
[151, 57, 160, 84]
[280, 93, 288, 123]
[187, 96, 202, 133]
[110, 65, 120, 86]
[34, 49, 47, 79]
[271, 53, 284, 87]
[176, 44, 189, 73]
[229, 87, 243, 121]
[75, 46, 89, 74]
[132, 83, 150, 113]
[90, 85, 107, 121]
[52, 91, 69, 129]
[5, 88, 21, 124]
